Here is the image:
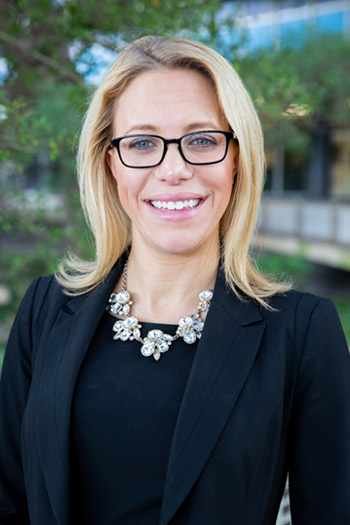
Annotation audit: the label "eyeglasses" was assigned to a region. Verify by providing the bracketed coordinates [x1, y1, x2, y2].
[109, 130, 236, 169]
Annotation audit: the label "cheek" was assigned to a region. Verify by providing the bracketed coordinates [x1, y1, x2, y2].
[221, 187, 233, 215]
[107, 157, 130, 206]
[216, 176, 234, 218]
[115, 178, 131, 212]
[114, 170, 146, 216]
[218, 167, 235, 199]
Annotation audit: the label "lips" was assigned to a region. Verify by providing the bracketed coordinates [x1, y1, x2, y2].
[150, 198, 201, 211]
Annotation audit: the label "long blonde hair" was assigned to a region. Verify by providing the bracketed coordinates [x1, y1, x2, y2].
[57, 35, 290, 306]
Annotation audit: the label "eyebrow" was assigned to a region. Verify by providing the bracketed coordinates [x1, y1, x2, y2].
[123, 125, 158, 135]
[123, 121, 221, 136]
[185, 122, 221, 132]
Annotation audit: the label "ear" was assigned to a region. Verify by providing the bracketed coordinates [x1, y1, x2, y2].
[106, 147, 118, 182]
[232, 146, 239, 179]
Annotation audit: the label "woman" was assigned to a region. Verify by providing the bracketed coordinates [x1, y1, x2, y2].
[0, 36, 349, 525]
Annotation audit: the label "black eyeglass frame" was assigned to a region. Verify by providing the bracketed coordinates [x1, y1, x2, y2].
[109, 130, 237, 169]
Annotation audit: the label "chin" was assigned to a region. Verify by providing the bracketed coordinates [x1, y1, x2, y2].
[151, 233, 216, 257]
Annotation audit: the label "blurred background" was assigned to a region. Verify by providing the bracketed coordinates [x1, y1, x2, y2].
[1, 0, 349, 365]
[1, 2, 349, 523]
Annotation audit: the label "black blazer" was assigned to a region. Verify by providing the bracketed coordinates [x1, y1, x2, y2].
[0, 256, 349, 525]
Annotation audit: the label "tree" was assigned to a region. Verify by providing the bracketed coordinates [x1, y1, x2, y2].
[238, 33, 350, 195]
[0, 0, 223, 162]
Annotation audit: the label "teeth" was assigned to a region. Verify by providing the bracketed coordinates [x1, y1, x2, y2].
[150, 199, 201, 211]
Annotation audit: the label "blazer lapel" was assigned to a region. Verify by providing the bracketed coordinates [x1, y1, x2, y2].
[35, 258, 124, 524]
[160, 271, 265, 525]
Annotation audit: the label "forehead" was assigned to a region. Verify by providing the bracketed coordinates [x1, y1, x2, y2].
[113, 69, 226, 134]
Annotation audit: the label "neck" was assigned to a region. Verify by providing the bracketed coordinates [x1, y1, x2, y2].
[121, 243, 220, 323]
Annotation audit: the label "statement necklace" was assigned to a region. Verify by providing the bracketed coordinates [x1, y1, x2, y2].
[106, 259, 213, 361]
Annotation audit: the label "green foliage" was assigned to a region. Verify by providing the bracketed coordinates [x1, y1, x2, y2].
[253, 253, 312, 289]
[0, 0, 223, 165]
[333, 298, 350, 342]
[239, 33, 350, 151]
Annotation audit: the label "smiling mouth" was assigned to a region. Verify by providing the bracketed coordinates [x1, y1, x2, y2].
[149, 198, 201, 211]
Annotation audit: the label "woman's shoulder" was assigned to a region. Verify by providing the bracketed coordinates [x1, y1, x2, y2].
[23, 273, 66, 306]
[247, 287, 341, 339]
[19, 273, 82, 326]
[262, 288, 347, 350]
[266, 288, 337, 318]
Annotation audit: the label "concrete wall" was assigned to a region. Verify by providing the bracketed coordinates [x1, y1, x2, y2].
[255, 198, 350, 270]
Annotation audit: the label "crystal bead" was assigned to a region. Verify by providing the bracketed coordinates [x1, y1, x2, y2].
[113, 320, 123, 332]
[153, 351, 161, 361]
[157, 340, 169, 353]
[199, 290, 213, 301]
[193, 320, 204, 332]
[124, 316, 138, 329]
[147, 329, 163, 340]
[141, 341, 155, 356]
[133, 328, 141, 338]
[183, 329, 197, 344]
[116, 291, 130, 304]
[199, 303, 210, 312]
[120, 329, 131, 341]
[163, 334, 173, 342]
[109, 293, 118, 303]
[122, 304, 130, 316]
[110, 303, 122, 315]
[179, 316, 193, 327]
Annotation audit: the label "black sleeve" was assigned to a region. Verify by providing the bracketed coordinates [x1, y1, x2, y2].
[0, 278, 42, 524]
[289, 297, 350, 524]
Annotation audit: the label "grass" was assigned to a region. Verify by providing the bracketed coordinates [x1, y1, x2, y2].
[254, 252, 312, 290]
[332, 298, 350, 344]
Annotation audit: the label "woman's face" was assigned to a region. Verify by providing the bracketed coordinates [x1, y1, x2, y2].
[107, 69, 238, 258]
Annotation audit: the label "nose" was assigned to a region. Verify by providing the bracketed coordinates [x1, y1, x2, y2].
[153, 143, 193, 184]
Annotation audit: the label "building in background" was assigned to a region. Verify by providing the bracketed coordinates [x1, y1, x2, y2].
[223, 0, 350, 269]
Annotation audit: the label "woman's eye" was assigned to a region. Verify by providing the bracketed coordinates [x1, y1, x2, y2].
[129, 138, 155, 150]
[187, 135, 217, 147]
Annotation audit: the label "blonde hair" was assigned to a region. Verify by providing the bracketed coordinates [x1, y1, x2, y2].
[57, 35, 290, 306]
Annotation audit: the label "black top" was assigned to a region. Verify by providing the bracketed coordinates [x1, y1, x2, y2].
[70, 312, 198, 524]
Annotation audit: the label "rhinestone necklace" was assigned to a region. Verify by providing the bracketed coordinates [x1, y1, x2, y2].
[106, 259, 213, 361]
